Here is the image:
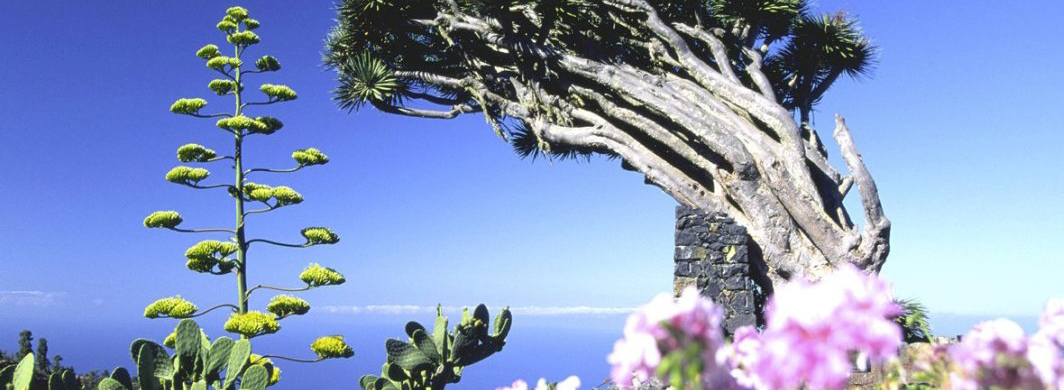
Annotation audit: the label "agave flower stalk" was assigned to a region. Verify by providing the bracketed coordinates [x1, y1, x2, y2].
[141, 6, 353, 370]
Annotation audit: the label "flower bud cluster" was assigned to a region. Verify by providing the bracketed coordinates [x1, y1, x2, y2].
[224, 311, 280, 338]
[310, 335, 354, 359]
[177, 144, 217, 162]
[299, 263, 345, 287]
[260, 84, 297, 101]
[143, 211, 183, 228]
[206, 56, 242, 71]
[170, 98, 207, 115]
[144, 296, 198, 319]
[166, 166, 210, 185]
[266, 295, 310, 317]
[255, 56, 280, 72]
[301, 227, 339, 245]
[243, 182, 304, 206]
[196, 44, 220, 59]
[292, 148, 329, 166]
[227, 31, 260, 46]
[208, 79, 239, 95]
[184, 240, 239, 273]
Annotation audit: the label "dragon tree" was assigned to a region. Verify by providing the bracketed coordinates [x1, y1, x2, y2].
[143, 6, 353, 366]
[325, 0, 889, 288]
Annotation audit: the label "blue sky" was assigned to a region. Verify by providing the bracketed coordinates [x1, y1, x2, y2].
[0, 0, 1062, 379]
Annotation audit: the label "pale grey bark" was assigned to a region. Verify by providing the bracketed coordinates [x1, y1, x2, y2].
[374, 0, 890, 286]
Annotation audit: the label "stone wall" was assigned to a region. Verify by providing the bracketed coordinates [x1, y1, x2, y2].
[672, 205, 765, 335]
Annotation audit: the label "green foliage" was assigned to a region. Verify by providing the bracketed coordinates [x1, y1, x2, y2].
[333, 52, 399, 112]
[13, 353, 34, 390]
[223, 312, 280, 339]
[247, 355, 280, 386]
[291, 148, 328, 166]
[143, 211, 183, 229]
[360, 305, 511, 390]
[144, 297, 198, 319]
[310, 336, 354, 359]
[265, 295, 310, 318]
[298, 264, 345, 287]
[300, 227, 339, 245]
[177, 144, 218, 163]
[894, 298, 933, 343]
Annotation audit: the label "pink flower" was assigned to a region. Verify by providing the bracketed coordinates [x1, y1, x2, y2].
[718, 325, 764, 390]
[495, 379, 530, 390]
[607, 287, 731, 388]
[497, 376, 581, 390]
[1028, 299, 1064, 390]
[950, 319, 1045, 390]
[745, 264, 902, 390]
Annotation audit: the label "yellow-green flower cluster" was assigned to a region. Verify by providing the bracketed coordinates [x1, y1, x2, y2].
[163, 331, 177, 348]
[170, 98, 207, 115]
[227, 31, 260, 46]
[166, 166, 210, 185]
[260, 84, 297, 101]
[255, 56, 280, 72]
[207, 56, 242, 71]
[184, 240, 238, 273]
[244, 183, 304, 206]
[253, 116, 284, 134]
[216, 115, 265, 132]
[292, 148, 329, 166]
[266, 295, 310, 317]
[177, 143, 217, 162]
[249, 354, 281, 385]
[226, 7, 249, 21]
[310, 335, 354, 359]
[299, 263, 345, 287]
[217, 20, 238, 32]
[301, 227, 339, 245]
[196, 44, 220, 59]
[209, 79, 239, 95]
[144, 296, 198, 319]
[224, 311, 280, 338]
[143, 211, 183, 229]
[244, 19, 260, 30]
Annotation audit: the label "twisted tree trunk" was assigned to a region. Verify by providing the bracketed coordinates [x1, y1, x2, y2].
[330, 0, 891, 288]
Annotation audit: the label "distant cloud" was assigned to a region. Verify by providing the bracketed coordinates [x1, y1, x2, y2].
[0, 291, 65, 307]
[319, 305, 634, 316]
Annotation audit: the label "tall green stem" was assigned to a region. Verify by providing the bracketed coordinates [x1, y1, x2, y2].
[233, 43, 249, 319]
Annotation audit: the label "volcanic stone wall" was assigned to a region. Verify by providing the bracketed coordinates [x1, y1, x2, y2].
[672, 205, 763, 335]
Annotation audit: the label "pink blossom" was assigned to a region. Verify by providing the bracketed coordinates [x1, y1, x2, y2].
[745, 264, 902, 390]
[950, 319, 1046, 390]
[718, 325, 765, 390]
[496, 376, 581, 390]
[495, 379, 530, 390]
[1028, 299, 1064, 390]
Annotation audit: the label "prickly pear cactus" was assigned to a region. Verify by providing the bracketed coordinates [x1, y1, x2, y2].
[359, 304, 511, 390]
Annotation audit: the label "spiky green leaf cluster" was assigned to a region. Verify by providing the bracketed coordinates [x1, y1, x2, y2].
[209, 79, 239, 95]
[301, 227, 339, 245]
[207, 56, 242, 70]
[311, 336, 354, 359]
[144, 296, 198, 319]
[334, 53, 399, 112]
[299, 264, 346, 287]
[196, 44, 221, 59]
[144, 211, 183, 228]
[184, 240, 239, 274]
[266, 295, 310, 317]
[169, 98, 207, 115]
[177, 143, 218, 162]
[255, 56, 281, 71]
[249, 354, 282, 385]
[224, 312, 280, 338]
[228, 31, 261, 46]
[166, 166, 210, 185]
[260, 84, 297, 101]
[292, 148, 329, 166]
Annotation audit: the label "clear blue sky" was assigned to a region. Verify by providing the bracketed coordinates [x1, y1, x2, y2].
[0, 0, 1061, 374]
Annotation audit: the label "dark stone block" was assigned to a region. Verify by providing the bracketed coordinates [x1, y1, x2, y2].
[704, 279, 722, 297]
[724, 275, 747, 290]
[708, 251, 724, 261]
[676, 230, 698, 245]
[721, 234, 746, 245]
[723, 313, 758, 333]
[729, 291, 754, 312]
[721, 264, 745, 278]
[675, 245, 707, 260]
[724, 224, 747, 235]
[675, 262, 691, 277]
[689, 263, 703, 277]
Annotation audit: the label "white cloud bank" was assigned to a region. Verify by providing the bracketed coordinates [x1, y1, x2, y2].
[319, 305, 635, 316]
[0, 291, 65, 307]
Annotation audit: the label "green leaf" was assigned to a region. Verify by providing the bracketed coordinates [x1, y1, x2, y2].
[410, 329, 441, 364]
[48, 372, 62, 390]
[175, 319, 201, 375]
[0, 366, 15, 389]
[206, 337, 235, 380]
[136, 345, 160, 390]
[61, 370, 77, 390]
[223, 339, 251, 390]
[110, 367, 134, 390]
[13, 353, 34, 390]
[384, 339, 430, 372]
[239, 365, 268, 390]
[403, 321, 426, 339]
[97, 378, 128, 390]
[358, 375, 379, 390]
[433, 309, 449, 360]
